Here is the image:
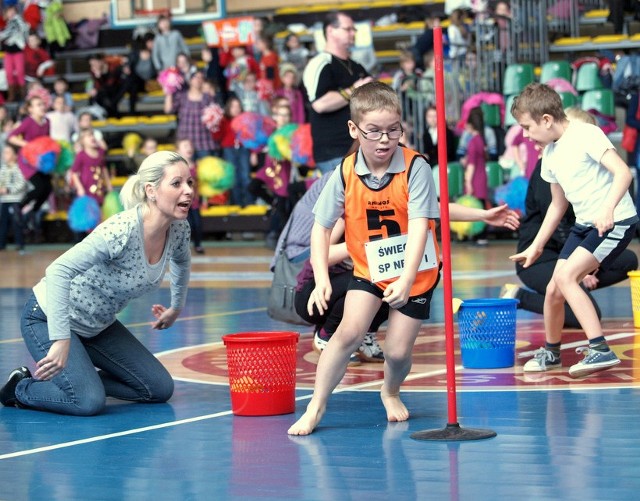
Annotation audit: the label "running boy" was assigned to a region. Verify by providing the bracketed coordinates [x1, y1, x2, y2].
[510, 83, 638, 377]
[288, 81, 441, 435]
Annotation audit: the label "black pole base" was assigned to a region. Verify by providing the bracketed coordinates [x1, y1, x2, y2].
[410, 423, 497, 442]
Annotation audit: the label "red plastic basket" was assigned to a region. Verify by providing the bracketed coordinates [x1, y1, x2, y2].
[222, 331, 299, 416]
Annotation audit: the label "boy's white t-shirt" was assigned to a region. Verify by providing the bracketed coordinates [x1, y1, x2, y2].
[541, 121, 637, 226]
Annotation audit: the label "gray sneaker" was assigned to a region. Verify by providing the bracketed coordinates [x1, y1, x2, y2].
[523, 347, 562, 372]
[358, 332, 384, 363]
[569, 347, 620, 378]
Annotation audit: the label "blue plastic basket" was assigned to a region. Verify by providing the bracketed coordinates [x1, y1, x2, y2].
[458, 298, 519, 369]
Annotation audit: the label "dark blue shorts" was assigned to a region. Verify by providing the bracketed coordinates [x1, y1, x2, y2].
[559, 217, 638, 270]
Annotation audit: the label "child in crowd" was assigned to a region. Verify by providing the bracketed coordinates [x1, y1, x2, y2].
[288, 81, 441, 435]
[510, 83, 638, 377]
[51, 77, 74, 111]
[220, 45, 259, 93]
[0, 5, 29, 102]
[249, 102, 294, 248]
[69, 130, 112, 240]
[233, 72, 270, 116]
[255, 34, 280, 90]
[176, 138, 204, 254]
[461, 106, 489, 245]
[24, 32, 54, 82]
[215, 96, 252, 207]
[274, 64, 305, 124]
[0, 144, 27, 253]
[125, 136, 158, 175]
[71, 112, 108, 152]
[8, 96, 50, 228]
[391, 50, 420, 103]
[46, 95, 76, 142]
[0, 105, 15, 153]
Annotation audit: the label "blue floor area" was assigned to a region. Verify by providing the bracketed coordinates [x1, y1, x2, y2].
[2, 279, 640, 500]
[2, 388, 640, 499]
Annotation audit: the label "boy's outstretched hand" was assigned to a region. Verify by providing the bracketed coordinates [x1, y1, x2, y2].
[509, 245, 542, 269]
[483, 204, 520, 230]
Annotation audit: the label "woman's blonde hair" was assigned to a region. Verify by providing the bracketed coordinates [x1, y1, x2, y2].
[119, 151, 187, 212]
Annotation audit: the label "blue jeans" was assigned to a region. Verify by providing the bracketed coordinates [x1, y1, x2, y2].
[223, 146, 252, 206]
[0, 202, 24, 249]
[16, 293, 174, 416]
[314, 157, 342, 175]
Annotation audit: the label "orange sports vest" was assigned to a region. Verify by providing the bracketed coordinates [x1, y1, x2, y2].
[340, 147, 440, 295]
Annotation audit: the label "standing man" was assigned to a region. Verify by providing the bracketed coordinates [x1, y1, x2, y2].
[303, 12, 373, 174]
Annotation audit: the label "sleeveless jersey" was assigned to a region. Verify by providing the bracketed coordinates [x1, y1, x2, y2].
[340, 147, 440, 295]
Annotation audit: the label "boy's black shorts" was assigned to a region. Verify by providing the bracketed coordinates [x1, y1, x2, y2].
[349, 271, 441, 320]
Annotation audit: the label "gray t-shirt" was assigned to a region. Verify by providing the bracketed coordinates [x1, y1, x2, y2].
[33, 206, 191, 340]
[313, 147, 440, 229]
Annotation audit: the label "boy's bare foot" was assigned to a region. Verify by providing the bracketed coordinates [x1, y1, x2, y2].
[287, 406, 325, 435]
[380, 388, 409, 422]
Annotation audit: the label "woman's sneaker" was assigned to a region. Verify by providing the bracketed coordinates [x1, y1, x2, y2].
[357, 332, 385, 362]
[0, 366, 31, 407]
[523, 347, 562, 372]
[569, 346, 620, 378]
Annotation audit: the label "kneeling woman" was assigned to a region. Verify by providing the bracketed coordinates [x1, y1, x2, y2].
[0, 151, 193, 415]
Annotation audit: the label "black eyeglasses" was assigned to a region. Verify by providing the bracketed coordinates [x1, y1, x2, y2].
[354, 123, 403, 141]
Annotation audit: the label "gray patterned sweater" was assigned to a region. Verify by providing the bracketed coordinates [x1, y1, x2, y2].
[33, 206, 191, 340]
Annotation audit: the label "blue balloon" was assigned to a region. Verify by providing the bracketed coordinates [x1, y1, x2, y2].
[38, 151, 57, 174]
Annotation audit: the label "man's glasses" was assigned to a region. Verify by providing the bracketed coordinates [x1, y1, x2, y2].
[354, 123, 403, 141]
[336, 25, 357, 32]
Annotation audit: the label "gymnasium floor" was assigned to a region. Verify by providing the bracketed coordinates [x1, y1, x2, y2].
[1, 240, 640, 500]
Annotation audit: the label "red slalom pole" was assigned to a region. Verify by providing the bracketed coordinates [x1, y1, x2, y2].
[411, 27, 496, 441]
[433, 25, 458, 426]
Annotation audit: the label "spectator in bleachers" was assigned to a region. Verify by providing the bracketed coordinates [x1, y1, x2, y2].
[460, 107, 489, 245]
[255, 34, 280, 90]
[176, 137, 204, 254]
[123, 32, 157, 116]
[216, 96, 252, 206]
[232, 72, 270, 116]
[392, 50, 420, 104]
[176, 52, 197, 84]
[274, 63, 305, 124]
[87, 53, 127, 118]
[0, 5, 29, 102]
[423, 105, 457, 167]
[46, 95, 76, 143]
[71, 112, 108, 152]
[152, 14, 189, 71]
[220, 45, 260, 93]
[202, 46, 227, 103]
[511, 125, 539, 179]
[0, 105, 15, 154]
[447, 8, 470, 66]
[69, 129, 111, 241]
[51, 77, 73, 111]
[24, 32, 54, 83]
[0, 143, 27, 254]
[281, 33, 310, 77]
[302, 12, 372, 173]
[165, 70, 219, 159]
[124, 136, 158, 175]
[412, 16, 440, 71]
[8, 96, 51, 231]
[249, 102, 294, 248]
